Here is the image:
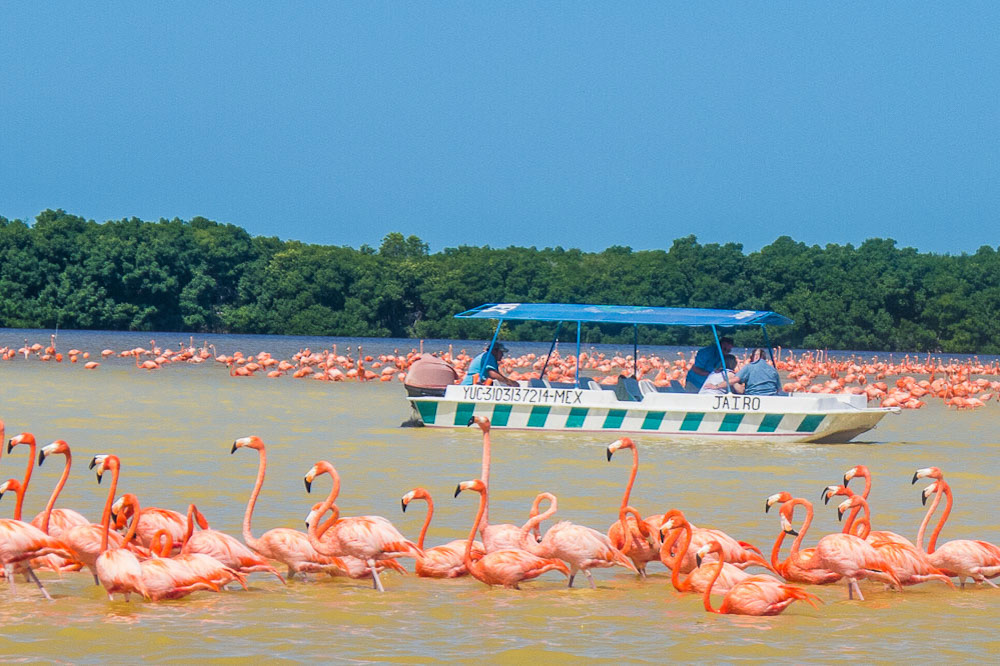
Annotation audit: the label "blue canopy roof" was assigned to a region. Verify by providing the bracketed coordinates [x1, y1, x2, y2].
[455, 303, 792, 327]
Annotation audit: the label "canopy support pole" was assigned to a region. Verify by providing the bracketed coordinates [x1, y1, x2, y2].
[538, 321, 563, 379]
[575, 321, 582, 384]
[485, 321, 502, 361]
[633, 324, 639, 378]
[712, 325, 731, 394]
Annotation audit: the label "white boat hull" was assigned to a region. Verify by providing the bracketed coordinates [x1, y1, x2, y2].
[408, 384, 897, 443]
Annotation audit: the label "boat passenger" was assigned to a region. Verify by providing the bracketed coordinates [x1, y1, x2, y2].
[732, 348, 781, 396]
[699, 354, 741, 395]
[684, 336, 734, 392]
[460, 342, 519, 387]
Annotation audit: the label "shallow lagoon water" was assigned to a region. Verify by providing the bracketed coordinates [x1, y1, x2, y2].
[1, 344, 999, 662]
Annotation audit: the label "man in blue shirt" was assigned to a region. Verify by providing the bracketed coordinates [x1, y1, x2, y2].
[460, 342, 518, 386]
[734, 348, 781, 395]
[685, 336, 734, 392]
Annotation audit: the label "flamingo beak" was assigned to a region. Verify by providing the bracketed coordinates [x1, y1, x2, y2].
[606, 447, 613, 462]
[401, 499, 407, 513]
[466, 417, 475, 427]
[230, 442, 238, 454]
[89, 456, 99, 470]
[696, 553, 703, 568]
[304, 478, 312, 493]
[6, 441, 13, 454]
[837, 506, 845, 521]
[454, 484, 463, 497]
[912, 471, 919, 484]
[765, 499, 771, 513]
[38, 451, 46, 466]
[785, 528, 799, 536]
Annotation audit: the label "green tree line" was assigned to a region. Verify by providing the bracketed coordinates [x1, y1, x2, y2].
[2, 209, 998, 353]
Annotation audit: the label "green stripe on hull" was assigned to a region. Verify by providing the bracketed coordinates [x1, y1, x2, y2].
[454, 403, 476, 426]
[757, 414, 783, 433]
[491, 403, 512, 427]
[603, 409, 627, 429]
[565, 407, 588, 428]
[415, 401, 437, 424]
[680, 413, 705, 431]
[719, 413, 744, 432]
[641, 411, 666, 430]
[527, 405, 551, 428]
[797, 414, 825, 432]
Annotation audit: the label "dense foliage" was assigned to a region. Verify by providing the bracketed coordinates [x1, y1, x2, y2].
[2, 210, 999, 353]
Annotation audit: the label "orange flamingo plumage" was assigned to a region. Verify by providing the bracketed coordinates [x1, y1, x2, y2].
[763, 493, 841, 585]
[605, 437, 662, 576]
[0, 478, 74, 599]
[401, 487, 484, 578]
[659, 509, 762, 594]
[232, 436, 346, 579]
[90, 455, 151, 601]
[455, 479, 569, 589]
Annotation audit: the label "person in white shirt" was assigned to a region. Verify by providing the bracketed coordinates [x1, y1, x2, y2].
[699, 354, 741, 395]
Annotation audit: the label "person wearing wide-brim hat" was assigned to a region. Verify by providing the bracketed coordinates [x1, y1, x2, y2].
[459, 341, 518, 386]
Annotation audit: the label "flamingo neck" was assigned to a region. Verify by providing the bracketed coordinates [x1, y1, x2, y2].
[770, 524, 787, 572]
[479, 430, 491, 532]
[668, 524, 693, 592]
[307, 469, 341, 556]
[619, 446, 639, 513]
[928, 482, 952, 553]
[41, 451, 71, 534]
[617, 505, 646, 556]
[14, 441, 35, 521]
[522, 493, 558, 537]
[916, 481, 944, 553]
[701, 553, 725, 614]
[185, 505, 198, 545]
[100, 467, 120, 553]
[243, 446, 267, 548]
[788, 499, 813, 567]
[465, 488, 487, 571]
[121, 497, 140, 544]
[859, 470, 872, 499]
[416, 497, 433, 550]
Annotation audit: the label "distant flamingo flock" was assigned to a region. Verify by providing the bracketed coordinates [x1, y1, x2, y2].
[2, 335, 999, 410]
[0, 416, 996, 616]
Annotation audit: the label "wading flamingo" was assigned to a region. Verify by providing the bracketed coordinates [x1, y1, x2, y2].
[605, 438, 662, 576]
[90, 455, 151, 601]
[914, 467, 1000, 588]
[0, 478, 73, 599]
[697, 541, 821, 616]
[179, 502, 285, 583]
[774, 494, 901, 600]
[401, 487, 484, 578]
[831, 464, 914, 545]
[455, 479, 569, 589]
[149, 529, 248, 592]
[764, 494, 841, 585]
[112, 496, 187, 553]
[231, 436, 346, 579]
[304, 461, 422, 592]
[33, 440, 90, 538]
[305, 503, 407, 579]
[659, 509, 762, 594]
[516, 492, 637, 588]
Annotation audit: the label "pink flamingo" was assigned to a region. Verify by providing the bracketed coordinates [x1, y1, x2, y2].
[179, 502, 285, 583]
[304, 461, 422, 592]
[305, 502, 408, 579]
[90, 455, 151, 601]
[149, 528, 248, 592]
[32, 440, 90, 538]
[605, 437, 662, 576]
[764, 493, 841, 585]
[232, 436, 346, 579]
[780, 493, 901, 600]
[0, 478, 73, 599]
[697, 541, 821, 616]
[516, 492, 637, 588]
[830, 464, 914, 545]
[112, 497, 187, 553]
[914, 467, 1000, 588]
[834, 495, 953, 588]
[401, 487, 484, 578]
[659, 509, 762, 594]
[455, 479, 569, 589]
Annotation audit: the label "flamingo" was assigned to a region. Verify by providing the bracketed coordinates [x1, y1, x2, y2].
[231, 436, 346, 579]
[112, 497, 188, 552]
[304, 461, 421, 591]
[656, 507, 773, 575]
[148, 528, 248, 591]
[179, 502, 285, 583]
[833, 464, 914, 545]
[834, 495, 953, 588]
[764, 493, 841, 585]
[305, 503, 408, 579]
[455, 479, 569, 589]
[515, 492, 637, 588]
[697, 541, 821, 616]
[0, 478, 73, 599]
[605, 437, 662, 576]
[659, 509, 761, 594]
[913, 467, 1000, 588]
[775, 494, 901, 600]
[90, 455, 151, 601]
[401, 487, 484, 578]
[33, 440, 90, 538]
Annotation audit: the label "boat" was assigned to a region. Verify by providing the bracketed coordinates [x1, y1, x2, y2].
[403, 303, 899, 443]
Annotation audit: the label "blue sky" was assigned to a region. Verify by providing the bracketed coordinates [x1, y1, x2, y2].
[3, 3, 998, 254]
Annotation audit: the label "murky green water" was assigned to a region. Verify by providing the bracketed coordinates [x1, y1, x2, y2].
[1, 360, 998, 662]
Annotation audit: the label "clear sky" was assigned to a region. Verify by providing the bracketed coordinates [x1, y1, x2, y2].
[3, 3, 998, 254]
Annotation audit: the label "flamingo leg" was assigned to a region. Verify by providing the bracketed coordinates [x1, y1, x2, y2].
[585, 570, 596, 589]
[567, 573, 576, 588]
[5, 565, 16, 595]
[93, 573, 100, 586]
[23, 566, 53, 601]
[851, 579, 865, 601]
[978, 575, 998, 589]
[368, 559, 385, 592]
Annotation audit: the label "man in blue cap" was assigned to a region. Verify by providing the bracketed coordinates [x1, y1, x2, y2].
[460, 342, 518, 386]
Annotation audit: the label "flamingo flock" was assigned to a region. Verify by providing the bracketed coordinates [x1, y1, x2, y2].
[2, 336, 999, 409]
[0, 414, 997, 616]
